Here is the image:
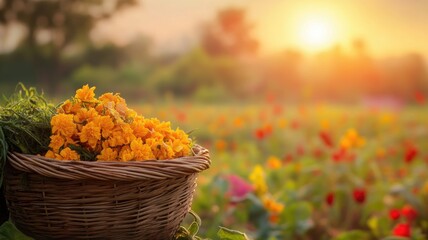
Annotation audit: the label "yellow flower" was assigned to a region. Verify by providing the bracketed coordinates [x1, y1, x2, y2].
[75, 84, 96, 102]
[266, 156, 282, 169]
[340, 128, 365, 149]
[249, 165, 267, 195]
[59, 147, 80, 160]
[80, 122, 101, 149]
[48, 134, 65, 153]
[97, 147, 118, 161]
[130, 138, 155, 160]
[51, 113, 77, 137]
[119, 145, 134, 161]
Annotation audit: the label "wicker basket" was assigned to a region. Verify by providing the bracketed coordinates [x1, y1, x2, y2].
[3, 145, 210, 240]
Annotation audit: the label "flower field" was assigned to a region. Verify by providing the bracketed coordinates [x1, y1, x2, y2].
[135, 102, 428, 240]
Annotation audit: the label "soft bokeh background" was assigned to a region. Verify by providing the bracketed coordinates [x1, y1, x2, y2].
[1, 0, 427, 103]
[1, 1, 428, 239]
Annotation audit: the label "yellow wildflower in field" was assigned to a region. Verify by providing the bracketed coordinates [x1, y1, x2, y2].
[266, 156, 282, 169]
[249, 165, 267, 195]
[340, 128, 365, 149]
[45, 85, 192, 161]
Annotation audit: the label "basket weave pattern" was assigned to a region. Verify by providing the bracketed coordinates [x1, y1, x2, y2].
[4, 145, 210, 240]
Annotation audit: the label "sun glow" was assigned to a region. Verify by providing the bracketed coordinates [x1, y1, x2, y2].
[297, 14, 337, 51]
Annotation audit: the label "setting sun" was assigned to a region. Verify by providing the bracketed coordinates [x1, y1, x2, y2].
[298, 16, 336, 50]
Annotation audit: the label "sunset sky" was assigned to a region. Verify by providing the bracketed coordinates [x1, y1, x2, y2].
[93, 0, 428, 57]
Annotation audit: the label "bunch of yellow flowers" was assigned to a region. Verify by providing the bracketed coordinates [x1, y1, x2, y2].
[45, 85, 192, 161]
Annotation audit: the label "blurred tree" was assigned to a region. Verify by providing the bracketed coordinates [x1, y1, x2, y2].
[0, 0, 137, 92]
[201, 7, 258, 57]
[151, 48, 246, 99]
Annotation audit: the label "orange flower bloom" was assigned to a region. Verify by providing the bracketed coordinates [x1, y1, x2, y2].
[130, 138, 155, 160]
[80, 122, 101, 149]
[94, 115, 115, 138]
[74, 108, 99, 124]
[47, 85, 192, 161]
[131, 117, 150, 139]
[59, 147, 80, 160]
[119, 145, 134, 161]
[75, 84, 96, 102]
[266, 156, 282, 169]
[97, 147, 118, 161]
[51, 113, 76, 137]
[48, 134, 65, 153]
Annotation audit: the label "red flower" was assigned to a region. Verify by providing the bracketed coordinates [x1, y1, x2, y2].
[389, 209, 401, 220]
[392, 223, 411, 237]
[255, 128, 265, 140]
[402, 205, 418, 222]
[353, 188, 366, 204]
[326, 192, 334, 206]
[254, 124, 273, 140]
[332, 148, 347, 162]
[319, 131, 333, 148]
[405, 146, 418, 163]
[415, 91, 426, 104]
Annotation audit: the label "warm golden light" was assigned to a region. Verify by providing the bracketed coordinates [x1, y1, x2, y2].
[297, 15, 336, 51]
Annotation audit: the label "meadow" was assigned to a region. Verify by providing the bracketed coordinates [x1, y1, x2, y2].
[135, 101, 428, 240]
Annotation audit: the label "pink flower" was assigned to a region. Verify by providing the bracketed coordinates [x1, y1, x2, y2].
[226, 175, 253, 201]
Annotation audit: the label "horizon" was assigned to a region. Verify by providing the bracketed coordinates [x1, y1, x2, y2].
[90, 0, 428, 59]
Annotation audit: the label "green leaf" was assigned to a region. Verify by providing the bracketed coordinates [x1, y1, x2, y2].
[189, 210, 202, 227]
[334, 230, 370, 240]
[0, 221, 33, 240]
[217, 226, 249, 240]
[173, 226, 192, 240]
[188, 221, 199, 237]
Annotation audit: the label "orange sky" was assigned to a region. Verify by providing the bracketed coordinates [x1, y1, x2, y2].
[94, 0, 428, 57]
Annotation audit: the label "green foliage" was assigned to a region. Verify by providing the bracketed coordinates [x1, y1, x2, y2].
[217, 227, 249, 240]
[174, 211, 249, 240]
[0, 222, 33, 240]
[152, 48, 247, 99]
[334, 230, 371, 240]
[0, 84, 55, 185]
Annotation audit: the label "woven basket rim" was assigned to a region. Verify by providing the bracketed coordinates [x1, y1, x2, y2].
[7, 144, 210, 181]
